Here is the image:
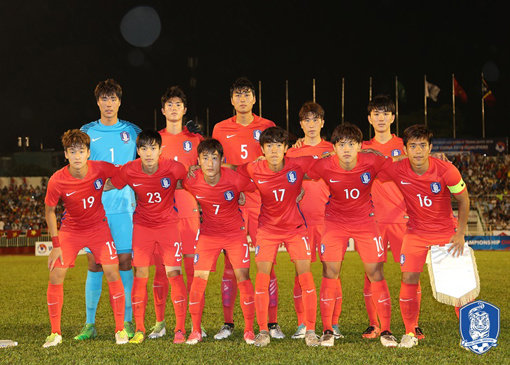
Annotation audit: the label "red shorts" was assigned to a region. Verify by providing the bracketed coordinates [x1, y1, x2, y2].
[378, 222, 406, 263]
[400, 231, 454, 272]
[241, 205, 260, 246]
[57, 222, 117, 268]
[132, 222, 182, 267]
[193, 233, 250, 271]
[255, 227, 311, 263]
[320, 219, 385, 263]
[179, 217, 200, 255]
[307, 223, 324, 263]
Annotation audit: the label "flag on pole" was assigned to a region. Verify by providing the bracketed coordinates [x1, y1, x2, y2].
[482, 77, 496, 107]
[454, 77, 468, 103]
[425, 81, 440, 102]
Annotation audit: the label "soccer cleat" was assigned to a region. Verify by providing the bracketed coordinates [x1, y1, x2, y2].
[332, 325, 345, 339]
[254, 330, 270, 347]
[320, 330, 335, 347]
[415, 326, 425, 340]
[129, 331, 145, 344]
[186, 331, 202, 345]
[124, 321, 135, 339]
[191, 324, 208, 338]
[268, 323, 285, 339]
[74, 323, 97, 341]
[115, 329, 129, 345]
[380, 330, 398, 347]
[361, 325, 381, 339]
[42, 333, 62, 348]
[291, 324, 307, 339]
[244, 330, 256, 345]
[147, 321, 166, 339]
[304, 330, 320, 347]
[213, 323, 234, 340]
[398, 333, 418, 348]
[173, 330, 186, 344]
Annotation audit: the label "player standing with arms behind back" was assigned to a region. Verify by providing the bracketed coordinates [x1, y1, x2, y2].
[43, 130, 127, 347]
[377, 124, 470, 348]
[212, 77, 283, 339]
[77, 79, 140, 341]
[361, 95, 424, 340]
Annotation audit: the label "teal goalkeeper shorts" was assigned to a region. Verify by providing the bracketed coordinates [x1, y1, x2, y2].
[85, 212, 134, 255]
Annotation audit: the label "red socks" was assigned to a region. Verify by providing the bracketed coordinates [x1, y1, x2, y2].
[298, 272, 317, 331]
[399, 282, 419, 334]
[238, 279, 255, 332]
[183, 256, 195, 294]
[132, 277, 148, 333]
[222, 258, 237, 324]
[268, 268, 278, 323]
[255, 273, 270, 331]
[168, 275, 187, 333]
[332, 278, 343, 326]
[47, 283, 64, 334]
[371, 279, 392, 332]
[108, 279, 126, 332]
[363, 274, 379, 327]
[293, 275, 305, 325]
[152, 262, 169, 323]
[319, 278, 337, 332]
[189, 277, 208, 332]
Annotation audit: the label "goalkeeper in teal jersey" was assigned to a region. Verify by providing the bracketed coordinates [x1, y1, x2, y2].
[75, 79, 141, 340]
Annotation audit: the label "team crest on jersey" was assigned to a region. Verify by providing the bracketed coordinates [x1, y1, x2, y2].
[120, 131, 130, 143]
[391, 149, 402, 156]
[194, 254, 199, 264]
[253, 129, 262, 141]
[460, 300, 500, 354]
[183, 140, 192, 152]
[224, 190, 235, 201]
[430, 182, 442, 194]
[360, 172, 371, 184]
[161, 178, 171, 189]
[320, 244, 325, 255]
[93, 178, 103, 190]
[400, 254, 405, 265]
[255, 245, 260, 256]
[287, 171, 297, 184]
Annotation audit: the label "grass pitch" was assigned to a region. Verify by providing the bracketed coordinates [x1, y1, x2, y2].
[0, 251, 508, 364]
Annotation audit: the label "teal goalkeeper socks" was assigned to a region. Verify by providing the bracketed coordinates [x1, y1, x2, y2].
[119, 269, 134, 322]
[85, 271, 104, 324]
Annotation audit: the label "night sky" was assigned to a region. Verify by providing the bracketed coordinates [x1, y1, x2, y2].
[1, 1, 508, 153]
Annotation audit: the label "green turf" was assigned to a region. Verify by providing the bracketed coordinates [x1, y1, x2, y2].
[0, 251, 507, 364]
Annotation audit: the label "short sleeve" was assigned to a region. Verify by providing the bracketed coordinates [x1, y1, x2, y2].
[306, 159, 323, 181]
[110, 164, 128, 189]
[375, 162, 395, 183]
[373, 154, 393, 176]
[236, 162, 252, 179]
[444, 164, 466, 195]
[173, 161, 187, 181]
[290, 156, 315, 174]
[44, 175, 61, 206]
[235, 171, 256, 192]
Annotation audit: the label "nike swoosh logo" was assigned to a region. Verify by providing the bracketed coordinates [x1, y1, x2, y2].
[226, 135, 236, 138]
[400, 181, 412, 185]
[91, 137, 102, 142]
[306, 289, 315, 294]
[293, 295, 302, 299]
[257, 180, 269, 184]
[47, 302, 59, 306]
[133, 183, 142, 186]
[174, 299, 185, 303]
[189, 301, 200, 305]
[329, 179, 341, 183]
[110, 255, 117, 260]
[132, 301, 144, 305]
[255, 291, 264, 295]
[320, 298, 333, 302]
[378, 298, 391, 303]
[243, 301, 255, 305]
[378, 252, 384, 257]
[195, 196, 205, 199]
[400, 298, 413, 302]
[66, 192, 76, 196]
[113, 294, 124, 300]
[176, 258, 182, 262]
[242, 259, 250, 263]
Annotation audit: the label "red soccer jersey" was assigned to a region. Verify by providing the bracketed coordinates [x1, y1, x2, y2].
[213, 114, 275, 209]
[362, 135, 408, 224]
[183, 167, 256, 237]
[377, 157, 466, 235]
[159, 126, 203, 218]
[286, 140, 333, 225]
[307, 153, 392, 224]
[45, 161, 117, 231]
[237, 157, 312, 234]
[110, 158, 186, 227]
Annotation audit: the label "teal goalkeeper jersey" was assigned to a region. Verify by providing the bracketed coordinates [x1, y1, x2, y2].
[81, 119, 141, 214]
